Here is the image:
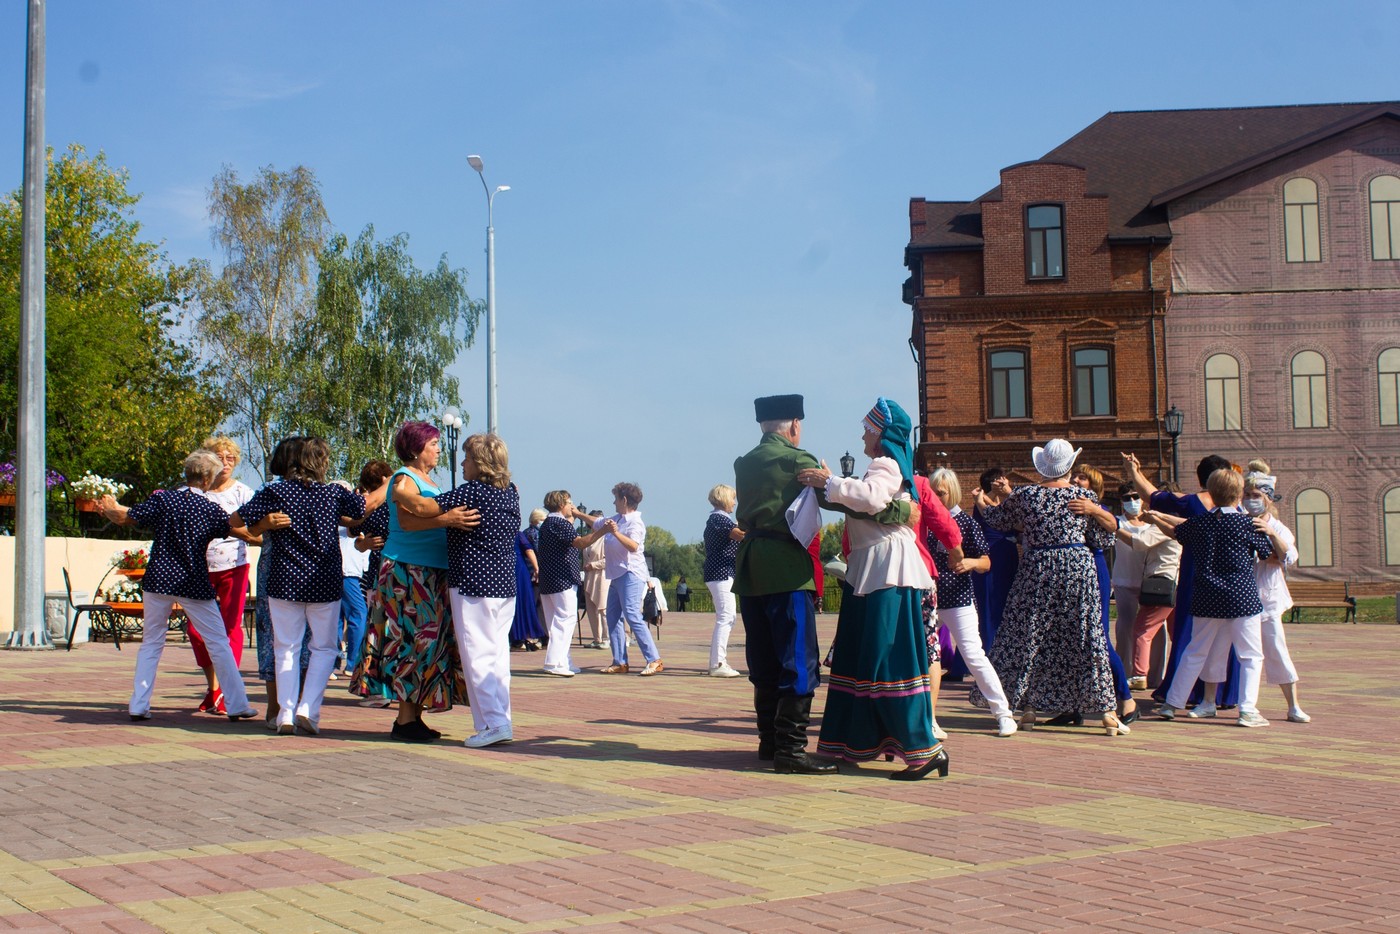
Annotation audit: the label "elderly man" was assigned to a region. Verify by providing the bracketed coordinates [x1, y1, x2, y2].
[732, 394, 835, 774]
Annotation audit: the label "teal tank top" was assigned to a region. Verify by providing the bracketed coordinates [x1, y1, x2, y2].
[381, 468, 449, 570]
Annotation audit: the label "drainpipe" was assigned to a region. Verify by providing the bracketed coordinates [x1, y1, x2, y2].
[1147, 236, 1166, 483]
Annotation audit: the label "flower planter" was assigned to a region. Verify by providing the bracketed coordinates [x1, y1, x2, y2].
[104, 601, 144, 615]
[76, 498, 101, 513]
[0, 493, 14, 507]
[117, 568, 146, 580]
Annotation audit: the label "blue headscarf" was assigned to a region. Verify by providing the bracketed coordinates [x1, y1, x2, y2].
[862, 397, 918, 503]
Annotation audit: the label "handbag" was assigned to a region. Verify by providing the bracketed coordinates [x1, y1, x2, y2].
[1139, 574, 1176, 607]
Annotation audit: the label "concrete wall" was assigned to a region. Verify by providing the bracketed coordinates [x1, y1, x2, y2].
[0, 537, 262, 634]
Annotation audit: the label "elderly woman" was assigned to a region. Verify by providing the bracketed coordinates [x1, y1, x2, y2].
[927, 467, 1016, 738]
[348, 460, 395, 707]
[971, 439, 1126, 736]
[581, 510, 609, 648]
[186, 435, 257, 714]
[703, 483, 745, 678]
[99, 450, 260, 722]
[232, 438, 364, 735]
[406, 433, 522, 747]
[595, 483, 664, 676]
[509, 524, 544, 651]
[357, 421, 478, 742]
[798, 398, 945, 780]
[536, 490, 607, 677]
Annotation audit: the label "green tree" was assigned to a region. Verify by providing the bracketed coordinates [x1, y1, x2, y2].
[0, 144, 224, 496]
[299, 225, 480, 477]
[819, 520, 845, 560]
[192, 164, 329, 477]
[646, 525, 704, 584]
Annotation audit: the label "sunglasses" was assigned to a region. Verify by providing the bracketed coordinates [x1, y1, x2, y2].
[1122, 494, 1142, 501]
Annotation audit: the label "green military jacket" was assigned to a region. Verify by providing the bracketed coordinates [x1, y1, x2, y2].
[732, 432, 820, 597]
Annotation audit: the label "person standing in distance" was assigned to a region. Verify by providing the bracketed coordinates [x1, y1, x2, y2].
[732, 394, 837, 775]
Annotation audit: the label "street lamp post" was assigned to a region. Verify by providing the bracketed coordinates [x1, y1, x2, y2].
[1164, 405, 1185, 485]
[441, 409, 463, 488]
[839, 451, 856, 479]
[467, 154, 509, 435]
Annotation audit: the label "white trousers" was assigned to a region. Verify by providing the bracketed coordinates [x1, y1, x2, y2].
[937, 603, 1011, 719]
[1166, 614, 1263, 713]
[450, 591, 515, 732]
[541, 589, 579, 672]
[706, 577, 736, 669]
[1260, 612, 1299, 685]
[268, 597, 341, 727]
[130, 593, 252, 717]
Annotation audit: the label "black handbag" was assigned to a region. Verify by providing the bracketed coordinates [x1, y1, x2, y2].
[1139, 574, 1176, 607]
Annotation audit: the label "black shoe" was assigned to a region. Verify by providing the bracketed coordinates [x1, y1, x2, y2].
[890, 747, 949, 781]
[758, 740, 775, 761]
[415, 717, 442, 740]
[1044, 712, 1084, 727]
[940, 672, 965, 684]
[1120, 708, 1141, 725]
[773, 752, 839, 775]
[391, 719, 435, 743]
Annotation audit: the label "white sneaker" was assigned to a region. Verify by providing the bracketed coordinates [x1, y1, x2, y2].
[709, 664, 742, 678]
[1287, 707, 1311, 723]
[542, 666, 575, 677]
[931, 719, 948, 741]
[1237, 709, 1270, 728]
[996, 715, 1018, 738]
[294, 714, 319, 735]
[1187, 703, 1217, 719]
[465, 724, 513, 747]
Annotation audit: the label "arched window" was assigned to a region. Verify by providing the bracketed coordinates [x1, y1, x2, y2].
[1291, 351, 1328, 429]
[1370, 175, 1400, 261]
[1025, 204, 1065, 279]
[988, 349, 1029, 419]
[1385, 488, 1400, 566]
[1072, 347, 1113, 416]
[1204, 353, 1242, 431]
[1283, 177, 1321, 263]
[1379, 348, 1400, 426]
[1295, 488, 1333, 567]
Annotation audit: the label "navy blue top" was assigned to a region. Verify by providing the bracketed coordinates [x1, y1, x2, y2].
[127, 489, 232, 601]
[237, 482, 365, 603]
[536, 515, 582, 595]
[359, 502, 389, 592]
[931, 510, 988, 610]
[1175, 509, 1272, 619]
[435, 481, 520, 598]
[702, 512, 740, 582]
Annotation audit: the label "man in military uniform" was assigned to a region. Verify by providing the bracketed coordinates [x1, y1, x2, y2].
[731, 394, 838, 774]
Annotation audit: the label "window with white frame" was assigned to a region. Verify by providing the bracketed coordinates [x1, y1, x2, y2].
[1283, 177, 1321, 263]
[1385, 488, 1400, 566]
[1295, 488, 1333, 567]
[1370, 175, 1400, 261]
[1380, 347, 1400, 427]
[1204, 353, 1242, 431]
[1291, 350, 1328, 429]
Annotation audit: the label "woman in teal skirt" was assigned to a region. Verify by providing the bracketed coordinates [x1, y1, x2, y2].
[797, 398, 947, 780]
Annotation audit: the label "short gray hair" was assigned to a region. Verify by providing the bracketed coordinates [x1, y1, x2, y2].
[759, 419, 794, 434]
[183, 450, 222, 486]
[929, 467, 961, 506]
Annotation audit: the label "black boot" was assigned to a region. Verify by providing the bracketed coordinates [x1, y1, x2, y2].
[772, 695, 838, 775]
[754, 686, 779, 760]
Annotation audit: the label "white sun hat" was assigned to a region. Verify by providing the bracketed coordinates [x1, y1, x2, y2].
[1031, 439, 1083, 479]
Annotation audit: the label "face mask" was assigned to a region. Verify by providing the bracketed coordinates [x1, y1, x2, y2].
[1122, 499, 1142, 516]
[1242, 497, 1267, 517]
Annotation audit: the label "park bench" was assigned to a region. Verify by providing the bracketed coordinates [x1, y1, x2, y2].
[1287, 580, 1356, 624]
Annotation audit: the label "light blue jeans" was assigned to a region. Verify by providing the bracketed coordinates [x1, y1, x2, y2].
[606, 571, 659, 666]
[338, 576, 368, 672]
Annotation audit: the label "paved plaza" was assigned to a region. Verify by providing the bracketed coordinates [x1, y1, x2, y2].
[0, 614, 1397, 933]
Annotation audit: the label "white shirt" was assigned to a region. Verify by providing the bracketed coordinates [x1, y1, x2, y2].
[823, 457, 934, 596]
[195, 481, 255, 572]
[594, 511, 648, 580]
[339, 524, 370, 579]
[1256, 515, 1297, 616]
[1112, 519, 1149, 587]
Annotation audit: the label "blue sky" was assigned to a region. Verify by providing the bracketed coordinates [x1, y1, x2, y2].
[4, 1, 1396, 539]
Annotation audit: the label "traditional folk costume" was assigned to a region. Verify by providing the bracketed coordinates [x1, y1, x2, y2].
[816, 399, 946, 780]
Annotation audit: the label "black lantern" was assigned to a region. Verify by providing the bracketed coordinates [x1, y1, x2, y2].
[1164, 405, 1184, 484]
[441, 408, 463, 488]
[839, 451, 856, 478]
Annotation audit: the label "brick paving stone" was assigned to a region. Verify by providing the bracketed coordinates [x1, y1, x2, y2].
[0, 617, 1397, 932]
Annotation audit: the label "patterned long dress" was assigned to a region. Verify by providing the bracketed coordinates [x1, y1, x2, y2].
[969, 484, 1117, 715]
[347, 503, 394, 703]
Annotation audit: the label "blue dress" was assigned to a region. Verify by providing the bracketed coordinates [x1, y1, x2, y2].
[509, 530, 545, 643]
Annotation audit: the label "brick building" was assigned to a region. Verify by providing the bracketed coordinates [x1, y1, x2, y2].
[905, 102, 1400, 582]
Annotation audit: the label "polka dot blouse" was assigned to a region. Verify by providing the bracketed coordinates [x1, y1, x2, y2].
[358, 501, 390, 592]
[237, 481, 365, 603]
[434, 481, 521, 598]
[127, 489, 233, 601]
[1174, 509, 1273, 619]
[703, 511, 739, 582]
[536, 514, 582, 596]
[930, 510, 988, 610]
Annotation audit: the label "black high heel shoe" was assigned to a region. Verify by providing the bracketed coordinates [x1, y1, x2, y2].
[1044, 712, 1084, 727]
[890, 747, 949, 781]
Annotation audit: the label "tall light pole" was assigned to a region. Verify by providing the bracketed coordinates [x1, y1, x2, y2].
[467, 155, 509, 434]
[1164, 405, 1185, 485]
[440, 408, 463, 488]
[8, 0, 49, 649]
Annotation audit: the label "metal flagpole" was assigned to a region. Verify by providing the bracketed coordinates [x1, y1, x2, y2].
[7, 0, 50, 649]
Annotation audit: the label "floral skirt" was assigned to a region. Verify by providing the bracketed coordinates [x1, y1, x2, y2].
[349, 558, 466, 711]
[818, 586, 939, 766]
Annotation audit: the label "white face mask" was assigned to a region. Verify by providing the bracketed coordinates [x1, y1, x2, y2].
[1122, 498, 1142, 516]
[1242, 497, 1267, 517]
